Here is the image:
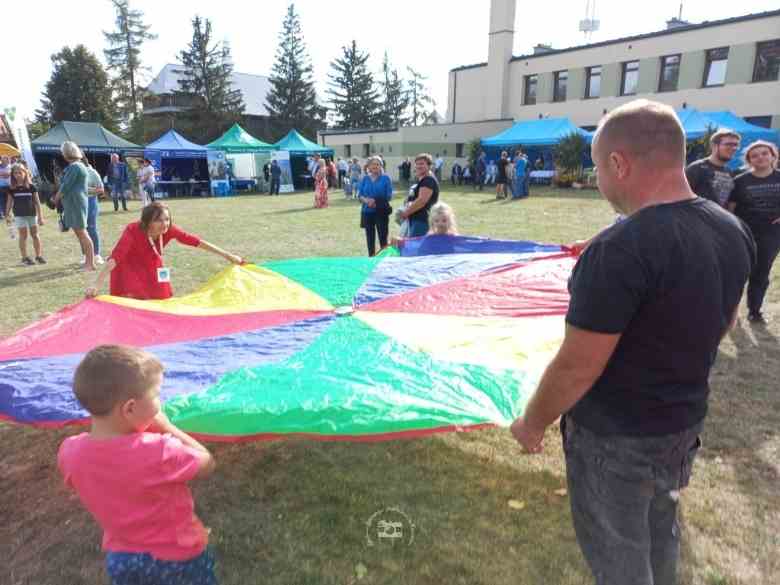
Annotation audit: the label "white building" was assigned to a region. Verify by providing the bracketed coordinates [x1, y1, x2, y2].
[321, 1, 780, 179]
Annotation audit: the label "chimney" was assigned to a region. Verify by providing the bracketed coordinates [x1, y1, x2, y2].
[485, 0, 516, 120]
[666, 17, 691, 29]
[533, 44, 555, 55]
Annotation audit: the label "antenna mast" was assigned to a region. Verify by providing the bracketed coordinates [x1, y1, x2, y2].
[579, 0, 600, 42]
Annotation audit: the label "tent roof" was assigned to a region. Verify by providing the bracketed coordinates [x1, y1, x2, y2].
[700, 110, 779, 143]
[481, 118, 592, 147]
[31, 121, 141, 154]
[207, 124, 273, 152]
[273, 129, 333, 155]
[0, 143, 21, 157]
[145, 129, 207, 153]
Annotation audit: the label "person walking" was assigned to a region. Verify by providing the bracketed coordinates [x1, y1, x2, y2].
[53, 141, 96, 271]
[496, 151, 510, 199]
[269, 160, 281, 195]
[510, 100, 755, 585]
[107, 153, 129, 212]
[475, 152, 487, 191]
[728, 140, 780, 325]
[337, 157, 348, 188]
[138, 159, 157, 206]
[685, 129, 741, 207]
[84, 159, 105, 265]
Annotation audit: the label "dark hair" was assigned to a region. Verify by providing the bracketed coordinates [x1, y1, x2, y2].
[139, 202, 172, 233]
[73, 345, 164, 416]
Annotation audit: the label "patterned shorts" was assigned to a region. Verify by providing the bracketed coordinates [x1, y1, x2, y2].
[106, 548, 217, 585]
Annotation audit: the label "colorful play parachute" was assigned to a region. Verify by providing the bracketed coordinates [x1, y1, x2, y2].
[0, 236, 576, 441]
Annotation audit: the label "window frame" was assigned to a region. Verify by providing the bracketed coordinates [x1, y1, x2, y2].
[362, 144, 370, 158]
[620, 60, 639, 96]
[658, 54, 681, 92]
[455, 143, 465, 158]
[584, 65, 602, 99]
[752, 39, 780, 83]
[523, 74, 538, 105]
[553, 70, 568, 102]
[702, 47, 729, 87]
[345, 145, 351, 158]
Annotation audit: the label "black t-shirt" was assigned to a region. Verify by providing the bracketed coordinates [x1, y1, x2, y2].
[408, 175, 439, 222]
[8, 185, 38, 217]
[497, 159, 509, 181]
[685, 158, 736, 207]
[566, 198, 755, 436]
[729, 170, 780, 232]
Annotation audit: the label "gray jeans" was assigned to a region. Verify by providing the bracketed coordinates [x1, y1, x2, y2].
[562, 415, 703, 585]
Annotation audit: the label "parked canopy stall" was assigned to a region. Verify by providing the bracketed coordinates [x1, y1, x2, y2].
[273, 129, 334, 190]
[481, 117, 593, 172]
[208, 124, 274, 191]
[144, 129, 210, 197]
[31, 121, 143, 185]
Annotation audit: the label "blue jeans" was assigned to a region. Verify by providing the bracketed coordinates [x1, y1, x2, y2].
[87, 196, 100, 256]
[562, 415, 702, 585]
[106, 548, 217, 585]
[407, 218, 429, 238]
[110, 180, 128, 210]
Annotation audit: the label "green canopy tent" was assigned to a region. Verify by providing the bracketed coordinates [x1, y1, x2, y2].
[273, 130, 334, 189]
[32, 121, 143, 182]
[207, 124, 275, 190]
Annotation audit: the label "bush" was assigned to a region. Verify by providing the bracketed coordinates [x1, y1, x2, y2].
[554, 132, 588, 181]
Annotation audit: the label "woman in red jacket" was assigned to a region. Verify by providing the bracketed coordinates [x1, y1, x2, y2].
[85, 202, 244, 300]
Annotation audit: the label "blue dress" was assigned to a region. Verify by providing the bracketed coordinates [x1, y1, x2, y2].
[59, 162, 89, 229]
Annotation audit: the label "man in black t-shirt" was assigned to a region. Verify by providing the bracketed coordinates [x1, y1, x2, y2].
[685, 129, 741, 206]
[510, 100, 754, 585]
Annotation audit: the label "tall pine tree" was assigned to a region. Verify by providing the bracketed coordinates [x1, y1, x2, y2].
[176, 16, 244, 142]
[406, 67, 434, 127]
[265, 3, 324, 141]
[377, 52, 409, 128]
[327, 40, 379, 129]
[35, 45, 118, 131]
[103, 0, 156, 138]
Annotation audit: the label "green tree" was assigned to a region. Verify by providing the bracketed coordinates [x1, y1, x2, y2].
[327, 40, 379, 129]
[103, 0, 156, 137]
[176, 16, 244, 142]
[554, 131, 588, 184]
[35, 45, 118, 130]
[265, 3, 325, 141]
[376, 52, 409, 128]
[405, 67, 434, 126]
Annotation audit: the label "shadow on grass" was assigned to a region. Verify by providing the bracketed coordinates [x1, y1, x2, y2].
[0, 266, 80, 287]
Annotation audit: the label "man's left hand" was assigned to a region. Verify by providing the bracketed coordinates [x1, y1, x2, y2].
[510, 417, 545, 454]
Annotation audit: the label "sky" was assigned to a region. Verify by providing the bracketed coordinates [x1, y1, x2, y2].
[3, 0, 779, 123]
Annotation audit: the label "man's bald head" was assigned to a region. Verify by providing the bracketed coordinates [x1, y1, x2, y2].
[593, 99, 686, 168]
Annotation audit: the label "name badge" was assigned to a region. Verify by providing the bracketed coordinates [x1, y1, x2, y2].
[157, 267, 171, 283]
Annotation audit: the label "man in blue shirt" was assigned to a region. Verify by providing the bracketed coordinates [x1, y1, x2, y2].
[270, 160, 281, 195]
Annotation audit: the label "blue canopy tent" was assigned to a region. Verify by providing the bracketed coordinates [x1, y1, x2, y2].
[144, 130, 210, 196]
[274, 130, 334, 189]
[676, 108, 780, 170]
[480, 118, 593, 171]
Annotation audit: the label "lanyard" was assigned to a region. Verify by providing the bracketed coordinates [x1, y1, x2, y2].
[148, 234, 164, 265]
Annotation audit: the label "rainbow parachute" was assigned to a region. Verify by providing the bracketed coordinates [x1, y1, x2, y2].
[0, 236, 576, 441]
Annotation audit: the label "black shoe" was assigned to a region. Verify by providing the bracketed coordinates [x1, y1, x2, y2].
[747, 311, 769, 325]
[21, 257, 35, 266]
[35, 256, 47, 264]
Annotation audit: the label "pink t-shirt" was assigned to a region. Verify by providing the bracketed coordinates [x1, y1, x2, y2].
[58, 432, 208, 561]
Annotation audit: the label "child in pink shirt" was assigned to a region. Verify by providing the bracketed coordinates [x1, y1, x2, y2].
[58, 345, 218, 585]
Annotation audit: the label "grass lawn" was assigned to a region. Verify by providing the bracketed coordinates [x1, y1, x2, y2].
[0, 186, 778, 585]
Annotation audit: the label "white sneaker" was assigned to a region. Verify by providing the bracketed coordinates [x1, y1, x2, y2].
[95, 255, 105, 265]
[80, 256, 86, 266]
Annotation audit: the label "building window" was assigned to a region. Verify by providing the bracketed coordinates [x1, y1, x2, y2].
[553, 70, 568, 102]
[456, 143, 464, 158]
[753, 39, 780, 82]
[620, 61, 639, 96]
[703, 47, 729, 87]
[345, 145, 351, 158]
[745, 115, 772, 128]
[524, 75, 537, 105]
[658, 54, 681, 92]
[388, 146, 392, 153]
[362, 144, 370, 157]
[585, 66, 601, 99]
